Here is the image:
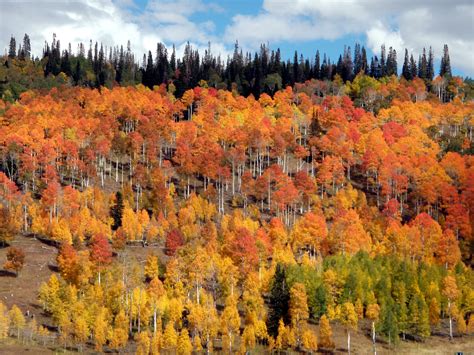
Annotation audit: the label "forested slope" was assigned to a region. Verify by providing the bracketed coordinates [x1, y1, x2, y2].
[0, 65, 473, 353]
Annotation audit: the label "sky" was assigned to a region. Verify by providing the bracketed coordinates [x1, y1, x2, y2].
[1, 0, 473, 76]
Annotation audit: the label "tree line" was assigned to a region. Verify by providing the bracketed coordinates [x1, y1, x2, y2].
[4, 33, 455, 98]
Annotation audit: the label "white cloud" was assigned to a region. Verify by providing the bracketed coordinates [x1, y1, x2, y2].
[0, 0, 227, 63]
[0, 0, 150, 58]
[366, 21, 405, 60]
[0, 0, 472, 75]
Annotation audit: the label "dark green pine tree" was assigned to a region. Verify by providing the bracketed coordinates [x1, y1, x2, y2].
[426, 47, 434, 81]
[380, 44, 386, 76]
[96, 44, 106, 87]
[361, 46, 368, 74]
[341, 45, 354, 81]
[386, 47, 397, 76]
[73, 60, 82, 85]
[314, 50, 321, 79]
[142, 50, 154, 88]
[110, 191, 124, 230]
[418, 49, 428, 80]
[170, 44, 176, 74]
[115, 45, 125, 83]
[402, 49, 411, 80]
[267, 264, 290, 337]
[440, 44, 452, 78]
[353, 43, 362, 75]
[8, 36, 16, 58]
[60, 50, 72, 76]
[273, 48, 282, 76]
[292, 51, 299, 84]
[336, 54, 343, 77]
[87, 40, 93, 65]
[22, 34, 31, 60]
[252, 52, 262, 98]
[409, 54, 417, 79]
[320, 54, 329, 80]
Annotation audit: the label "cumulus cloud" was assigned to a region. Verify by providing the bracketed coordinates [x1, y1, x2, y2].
[0, 0, 226, 61]
[0, 0, 472, 75]
[0, 0, 151, 57]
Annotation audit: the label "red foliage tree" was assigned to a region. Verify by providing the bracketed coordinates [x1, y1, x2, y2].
[90, 233, 112, 284]
[165, 229, 184, 256]
[4, 247, 25, 276]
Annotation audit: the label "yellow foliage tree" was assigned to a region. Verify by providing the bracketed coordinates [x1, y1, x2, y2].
[0, 301, 9, 339]
[162, 322, 178, 350]
[177, 328, 193, 355]
[339, 302, 358, 354]
[9, 304, 25, 339]
[318, 314, 335, 349]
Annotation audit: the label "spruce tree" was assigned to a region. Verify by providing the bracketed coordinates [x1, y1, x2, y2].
[380, 44, 386, 76]
[386, 47, 397, 76]
[320, 54, 329, 80]
[314, 50, 321, 79]
[427, 46, 434, 81]
[354, 43, 361, 75]
[402, 49, 411, 80]
[267, 264, 290, 337]
[73, 60, 82, 85]
[418, 49, 428, 80]
[361, 46, 368, 74]
[8, 36, 16, 58]
[440, 44, 452, 78]
[409, 54, 417, 79]
[110, 191, 124, 230]
[22, 34, 31, 60]
[60, 50, 72, 76]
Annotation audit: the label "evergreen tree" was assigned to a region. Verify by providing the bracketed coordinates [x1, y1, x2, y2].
[60, 50, 72, 76]
[111, 191, 124, 230]
[402, 49, 411, 80]
[314, 50, 321, 79]
[292, 51, 300, 84]
[427, 46, 434, 81]
[361, 46, 368, 74]
[170, 44, 176, 73]
[418, 49, 428, 80]
[274, 48, 282, 76]
[73, 60, 82, 85]
[440, 44, 452, 78]
[87, 40, 93, 65]
[409, 54, 417, 79]
[267, 264, 290, 337]
[320, 54, 329, 80]
[386, 47, 397, 76]
[116, 45, 125, 83]
[354, 43, 361, 75]
[142, 50, 154, 88]
[341, 46, 354, 81]
[8, 36, 16, 58]
[380, 45, 386, 76]
[22, 34, 31, 60]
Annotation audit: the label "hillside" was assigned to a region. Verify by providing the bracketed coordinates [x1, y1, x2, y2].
[0, 68, 473, 353]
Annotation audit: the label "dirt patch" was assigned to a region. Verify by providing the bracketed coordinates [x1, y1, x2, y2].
[0, 236, 57, 321]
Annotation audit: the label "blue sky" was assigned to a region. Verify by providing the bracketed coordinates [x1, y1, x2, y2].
[1, 0, 472, 76]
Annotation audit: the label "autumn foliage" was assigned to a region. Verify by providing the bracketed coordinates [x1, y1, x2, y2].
[0, 75, 473, 352]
